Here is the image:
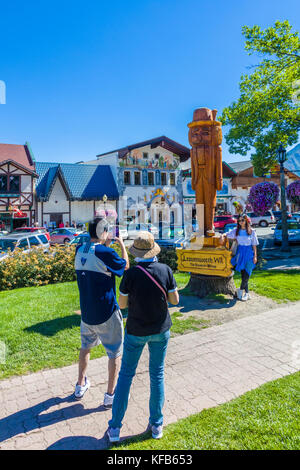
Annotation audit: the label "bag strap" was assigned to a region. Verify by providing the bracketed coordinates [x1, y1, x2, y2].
[136, 265, 168, 302]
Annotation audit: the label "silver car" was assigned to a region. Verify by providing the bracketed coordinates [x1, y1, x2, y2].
[127, 223, 159, 240]
[246, 211, 275, 227]
[0, 233, 50, 261]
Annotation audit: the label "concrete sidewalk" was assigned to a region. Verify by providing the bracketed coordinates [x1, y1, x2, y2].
[0, 302, 299, 450]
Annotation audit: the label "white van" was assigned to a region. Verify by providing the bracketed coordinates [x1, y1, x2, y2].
[246, 211, 275, 227]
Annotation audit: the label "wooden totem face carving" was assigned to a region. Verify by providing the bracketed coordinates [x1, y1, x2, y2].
[188, 124, 222, 148]
[188, 125, 212, 147]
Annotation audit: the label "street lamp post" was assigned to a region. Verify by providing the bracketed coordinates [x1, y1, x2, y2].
[103, 194, 108, 217]
[277, 144, 290, 252]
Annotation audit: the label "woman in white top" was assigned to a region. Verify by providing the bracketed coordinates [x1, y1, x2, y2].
[222, 214, 258, 301]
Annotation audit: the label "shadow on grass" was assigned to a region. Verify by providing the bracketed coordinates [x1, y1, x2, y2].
[47, 428, 152, 450]
[110, 429, 153, 449]
[24, 315, 81, 337]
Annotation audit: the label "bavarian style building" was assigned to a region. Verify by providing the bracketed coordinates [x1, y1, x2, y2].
[0, 143, 37, 231]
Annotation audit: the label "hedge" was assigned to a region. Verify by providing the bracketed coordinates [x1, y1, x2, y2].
[0, 246, 76, 291]
[0, 243, 179, 292]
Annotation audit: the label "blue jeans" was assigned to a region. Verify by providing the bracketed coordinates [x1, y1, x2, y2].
[108, 329, 170, 429]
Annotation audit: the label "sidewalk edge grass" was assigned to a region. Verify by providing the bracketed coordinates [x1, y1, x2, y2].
[234, 269, 300, 303]
[111, 371, 300, 450]
[178, 270, 300, 303]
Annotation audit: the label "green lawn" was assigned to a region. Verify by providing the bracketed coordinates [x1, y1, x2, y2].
[234, 269, 300, 302]
[111, 372, 300, 450]
[181, 269, 300, 303]
[170, 312, 209, 335]
[0, 273, 195, 380]
[1, 270, 299, 379]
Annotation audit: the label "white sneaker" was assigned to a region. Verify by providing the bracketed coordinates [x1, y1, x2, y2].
[151, 424, 163, 439]
[107, 427, 120, 443]
[242, 292, 249, 301]
[74, 377, 90, 399]
[237, 289, 243, 300]
[103, 392, 114, 409]
[147, 423, 163, 439]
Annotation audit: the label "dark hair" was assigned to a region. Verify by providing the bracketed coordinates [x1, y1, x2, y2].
[88, 217, 109, 239]
[236, 215, 252, 236]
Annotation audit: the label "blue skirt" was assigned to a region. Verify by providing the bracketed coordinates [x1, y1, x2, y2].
[231, 245, 256, 276]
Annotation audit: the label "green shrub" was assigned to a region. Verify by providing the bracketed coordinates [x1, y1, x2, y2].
[0, 246, 76, 291]
[158, 247, 178, 271]
[112, 243, 178, 272]
[0, 242, 179, 292]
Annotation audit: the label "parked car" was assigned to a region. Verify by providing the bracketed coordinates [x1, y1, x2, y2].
[156, 225, 186, 249]
[50, 228, 83, 245]
[214, 215, 237, 231]
[273, 220, 300, 245]
[246, 211, 275, 227]
[223, 223, 237, 233]
[69, 233, 91, 245]
[291, 212, 300, 222]
[272, 211, 293, 223]
[127, 223, 159, 239]
[0, 233, 50, 261]
[11, 226, 51, 241]
[156, 237, 185, 249]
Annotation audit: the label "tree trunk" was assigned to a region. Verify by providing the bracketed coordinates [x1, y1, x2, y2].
[187, 273, 236, 298]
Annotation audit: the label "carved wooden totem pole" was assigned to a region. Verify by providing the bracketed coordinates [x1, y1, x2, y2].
[188, 108, 223, 236]
[176, 107, 236, 297]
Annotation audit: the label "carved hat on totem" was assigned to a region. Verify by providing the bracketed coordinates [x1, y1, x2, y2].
[188, 107, 221, 128]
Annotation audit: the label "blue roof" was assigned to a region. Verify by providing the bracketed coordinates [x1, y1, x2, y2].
[35, 162, 119, 201]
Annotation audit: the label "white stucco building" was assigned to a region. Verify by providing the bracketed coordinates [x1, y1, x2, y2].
[35, 162, 119, 227]
[83, 136, 190, 226]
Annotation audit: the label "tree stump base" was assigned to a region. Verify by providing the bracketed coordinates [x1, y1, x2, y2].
[187, 273, 236, 298]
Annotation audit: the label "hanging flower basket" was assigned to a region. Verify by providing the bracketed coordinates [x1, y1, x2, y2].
[233, 201, 243, 214]
[248, 182, 279, 216]
[286, 181, 300, 205]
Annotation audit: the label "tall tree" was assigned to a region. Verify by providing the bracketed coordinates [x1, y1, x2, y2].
[220, 21, 300, 176]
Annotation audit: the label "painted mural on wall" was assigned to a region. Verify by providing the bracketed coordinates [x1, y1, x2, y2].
[183, 178, 229, 197]
[119, 150, 180, 170]
[186, 179, 195, 195]
[217, 181, 229, 195]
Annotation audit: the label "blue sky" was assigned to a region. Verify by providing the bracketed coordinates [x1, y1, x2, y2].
[0, 0, 299, 164]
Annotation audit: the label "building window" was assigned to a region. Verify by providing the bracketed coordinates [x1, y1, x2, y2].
[155, 153, 160, 160]
[124, 171, 131, 185]
[148, 172, 154, 185]
[143, 152, 148, 159]
[170, 173, 176, 185]
[9, 175, 20, 193]
[134, 171, 141, 185]
[0, 175, 7, 192]
[161, 172, 167, 185]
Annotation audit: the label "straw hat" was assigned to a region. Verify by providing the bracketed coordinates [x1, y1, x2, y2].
[129, 231, 161, 259]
